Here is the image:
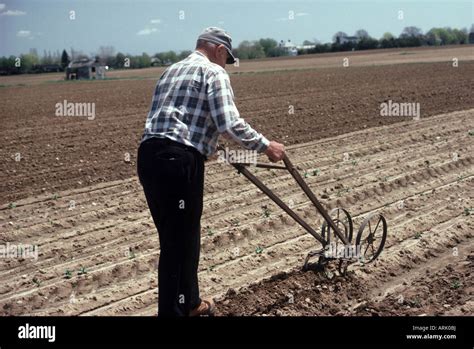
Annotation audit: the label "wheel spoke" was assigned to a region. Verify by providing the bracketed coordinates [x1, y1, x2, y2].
[370, 242, 376, 257]
[373, 217, 381, 236]
[364, 241, 370, 255]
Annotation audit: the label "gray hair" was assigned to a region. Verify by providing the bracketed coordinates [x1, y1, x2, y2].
[196, 39, 217, 50]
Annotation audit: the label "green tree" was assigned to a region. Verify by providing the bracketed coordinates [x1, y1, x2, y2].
[401, 26, 423, 38]
[332, 31, 348, 44]
[19, 53, 40, 72]
[0, 56, 20, 74]
[61, 49, 70, 68]
[258, 38, 278, 56]
[426, 27, 462, 45]
[439, 28, 456, 44]
[426, 28, 442, 45]
[399, 26, 424, 47]
[156, 51, 178, 65]
[235, 41, 265, 60]
[138, 52, 151, 68]
[452, 28, 468, 44]
[311, 43, 331, 53]
[357, 37, 379, 50]
[379, 32, 397, 48]
[178, 50, 192, 60]
[355, 29, 370, 39]
[41, 50, 54, 65]
[114, 52, 126, 68]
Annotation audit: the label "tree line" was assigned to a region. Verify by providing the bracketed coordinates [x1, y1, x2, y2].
[0, 47, 193, 75]
[236, 25, 474, 59]
[0, 25, 472, 75]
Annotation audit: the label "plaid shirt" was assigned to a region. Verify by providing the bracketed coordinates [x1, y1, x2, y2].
[141, 51, 269, 156]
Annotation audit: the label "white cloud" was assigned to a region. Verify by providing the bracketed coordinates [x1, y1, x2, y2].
[0, 4, 6, 11]
[150, 19, 161, 24]
[1, 9, 27, 16]
[137, 28, 158, 36]
[276, 17, 288, 22]
[296, 12, 310, 17]
[16, 30, 31, 38]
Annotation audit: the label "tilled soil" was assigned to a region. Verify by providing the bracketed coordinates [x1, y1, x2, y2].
[1, 60, 473, 203]
[1, 108, 472, 316]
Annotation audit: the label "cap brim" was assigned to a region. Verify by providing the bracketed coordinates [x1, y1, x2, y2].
[226, 49, 236, 64]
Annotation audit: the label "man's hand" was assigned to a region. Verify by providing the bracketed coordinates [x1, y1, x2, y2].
[264, 141, 285, 162]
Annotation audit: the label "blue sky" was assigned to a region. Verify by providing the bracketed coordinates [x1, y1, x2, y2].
[0, 0, 472, 56]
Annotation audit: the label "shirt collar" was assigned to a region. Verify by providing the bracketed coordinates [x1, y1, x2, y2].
[193, 50, 210, 62]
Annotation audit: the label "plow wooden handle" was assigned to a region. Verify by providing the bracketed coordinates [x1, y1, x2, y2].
[220, 146, 350, 246]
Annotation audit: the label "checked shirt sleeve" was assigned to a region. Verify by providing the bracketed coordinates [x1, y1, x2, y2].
[207, 71, 270, 153]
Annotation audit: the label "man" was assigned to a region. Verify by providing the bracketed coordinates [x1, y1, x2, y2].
[137, 27, 285, 316]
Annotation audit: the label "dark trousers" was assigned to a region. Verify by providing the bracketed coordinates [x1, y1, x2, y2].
[137, 137, 205, 316]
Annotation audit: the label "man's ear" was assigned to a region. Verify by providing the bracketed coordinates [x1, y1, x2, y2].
[218, 44, 226, 57]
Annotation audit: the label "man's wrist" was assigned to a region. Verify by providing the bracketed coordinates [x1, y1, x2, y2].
[258, 137, 270, 153]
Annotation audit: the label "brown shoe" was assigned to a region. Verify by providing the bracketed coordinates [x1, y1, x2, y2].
[190, 298, 216, 317]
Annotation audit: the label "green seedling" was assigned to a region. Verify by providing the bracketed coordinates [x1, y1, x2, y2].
[412, 297, 421, 307]
[451, 280, 462, 289]
[336, 188, 350, 197]
[262, 206, 271, 218]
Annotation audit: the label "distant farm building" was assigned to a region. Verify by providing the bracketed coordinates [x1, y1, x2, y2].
[279, 40, 298, 56]
[337, 35, 359, 45]
[66, 59, 106, 80]
[298, 44, 317, 50]
[279, 39, 316, 56]
[150, 57, 162, 66]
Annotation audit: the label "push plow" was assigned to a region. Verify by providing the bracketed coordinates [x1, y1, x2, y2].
[221, 147, 388, 276]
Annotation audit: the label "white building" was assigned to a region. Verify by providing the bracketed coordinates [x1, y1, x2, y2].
[278, 40, 298, 56]
[279, 40, 317, 56]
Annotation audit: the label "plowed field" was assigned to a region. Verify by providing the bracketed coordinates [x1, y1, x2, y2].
[1, 46, 473, 316]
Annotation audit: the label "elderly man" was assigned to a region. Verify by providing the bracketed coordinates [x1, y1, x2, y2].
[137, 27, 285, 316]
